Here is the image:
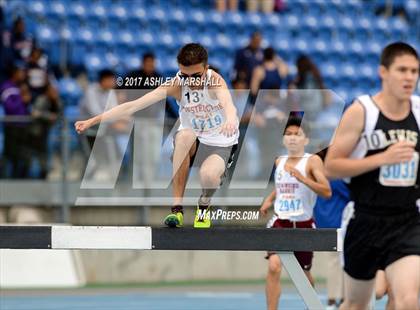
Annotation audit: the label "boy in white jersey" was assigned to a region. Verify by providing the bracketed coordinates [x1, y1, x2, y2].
[75, 43, 239, 228]
[260, 117, 331, 310]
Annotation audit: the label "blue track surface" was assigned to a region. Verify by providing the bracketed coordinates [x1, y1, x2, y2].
[0, 291, 390, 310]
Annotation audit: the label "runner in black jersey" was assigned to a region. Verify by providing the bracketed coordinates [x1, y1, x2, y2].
[326, 42, 420, 310]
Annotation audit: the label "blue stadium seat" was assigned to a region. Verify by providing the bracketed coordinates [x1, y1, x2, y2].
[95, 29, 115, 54]
[167, 7, 185, 25]
[134, 31, 155, 49]
[84, 54, 106, 80]
[348, 41, 364, 62]
[68, 27, 94, 66]
[58, 78, 83, 106]
[339, 63, 357, 88]
[197, 33, 213, 51]
[285, 14, 299, 32]
[322, 63, 339, 88]
[338, 16, 355, 34]
[301, 15, 319, 36]
[27, 0, 47, 17]
[104, 52, 120, 70]
[318, 15, 336, 39]
[274, 39, 292, 63]
[224, 12, 245, 34]
[312, 39, 328, 63]
[178, 33, 195, 46]
[207, 11, 224, 33]
[36, 25, 58, 43]
[86, 2, 107, 25]
[68, 2, 87, 21]
[334, 88, 350, 103]
[264, 14, 282, 34]
[243, 12, 262, 33]
[292, 38, 310, 55]
[36, 25, 60, 65]
[45, 1, 67, 28]
[372, 17, 391, 41]
[128, 6, 148, 27]
[107, 4, 129, 30]
[148, 6, 168, 32]
[123, 54, 141, 72]
[329, 40, 346, 63]
[390, 18, 409, 39]
[365, 41, 382, 64]
[113, 30, 136, 55]
[161, 57, 179, 78]
[405, 0, 419, 21]
[156, 33, 175, 52]
[342, 0, 363, 15]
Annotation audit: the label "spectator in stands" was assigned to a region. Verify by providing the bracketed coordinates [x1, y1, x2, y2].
[0, 64, 31, 178]
[215, 0, 238, 12]
[230, 77, 260, 179]
[26, 47, 49, 102]
[29, 83, 62, 179]
[246, 0, 275, 13]
[79, 69, 124, 180]
[125, 52, 167, 183]
[233, 31, 263, 87]
[289, 55, 330, 121]
[0, 3, 11, 83]
[250, 47, 288, 178]
[250, 47, 288, 95]
[314, 149, 350, 310]
[10, 17, 33, 63]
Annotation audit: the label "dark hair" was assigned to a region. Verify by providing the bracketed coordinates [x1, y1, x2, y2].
[208, 64, 220, 74]
[143, 52, 155, 61]
[12, 16, 24, 35]
[380, 42, 419, 68]
[283, 116, 309, 136]
[98, 69, 115, 81]
[232, 77, 247, 86]
[263, 47, 276, 61]
[6, 63, 23, 78]
[177, 43, 208, 66]
[30, 47, 42, 58]
[295, 54, 325, 89]
[250, 31, 261, 39]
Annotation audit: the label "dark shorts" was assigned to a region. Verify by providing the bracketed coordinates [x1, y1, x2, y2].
[343, 209, 420, 280]
[172, 133, 237, 169]
[265, 218, 315, 271]
[191, 140, 237, 168]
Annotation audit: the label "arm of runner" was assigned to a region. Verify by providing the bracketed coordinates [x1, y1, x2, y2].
[260, 189, 276, 217]
[324, 101, 416, 179]
[250, 66, 263, 96]
[275, 56, 288, 78]
[212, 72, 239, 137]
[289, 155, 332, 198]
[75, 81, 179, 134]
[260, 158, 280, 216]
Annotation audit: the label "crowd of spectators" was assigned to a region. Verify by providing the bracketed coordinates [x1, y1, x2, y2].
[0, 8, 338, 182]
[0, 16, 61, 179]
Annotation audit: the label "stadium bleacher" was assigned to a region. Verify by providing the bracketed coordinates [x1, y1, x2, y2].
[3, 0, 419, 112]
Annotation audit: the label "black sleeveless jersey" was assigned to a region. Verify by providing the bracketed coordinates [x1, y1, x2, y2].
[348, 95, 420, 214]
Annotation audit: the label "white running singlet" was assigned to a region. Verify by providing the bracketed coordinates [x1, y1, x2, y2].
[176, 69, 239, 147]
[273, 153, 317, 221]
